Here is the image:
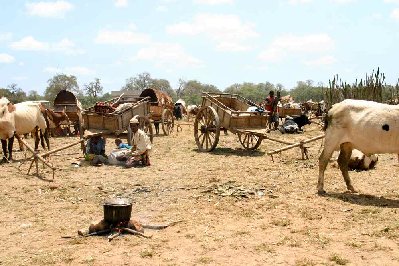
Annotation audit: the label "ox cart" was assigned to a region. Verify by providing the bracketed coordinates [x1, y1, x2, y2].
[194, 92, 291, 151]
[139, 88, 175, 135]
[53, 90, 83, 136]
[81, 97, 153, 144]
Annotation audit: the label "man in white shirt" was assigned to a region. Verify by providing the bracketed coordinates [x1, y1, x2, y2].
[125, 117, 152, 167]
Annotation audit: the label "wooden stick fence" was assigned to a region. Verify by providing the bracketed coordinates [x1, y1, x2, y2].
[267, 134, 325, 161]
[17, 137, 85, 180]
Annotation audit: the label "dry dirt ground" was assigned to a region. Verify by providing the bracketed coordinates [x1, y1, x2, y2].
[1, 121, 399, 266]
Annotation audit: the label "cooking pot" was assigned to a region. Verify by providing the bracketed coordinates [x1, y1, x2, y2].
[103, 197, 132, 224]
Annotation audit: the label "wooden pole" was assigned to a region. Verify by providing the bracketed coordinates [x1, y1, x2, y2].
[267, 134, 325, 156]
[17, 138, 55, 170]
[264, 135, 294, 145]
[41, 139, 84, 157]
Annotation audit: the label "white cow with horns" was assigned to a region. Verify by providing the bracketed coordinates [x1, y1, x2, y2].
[0, 97, 49, 162]
[318, 99, 399, 194]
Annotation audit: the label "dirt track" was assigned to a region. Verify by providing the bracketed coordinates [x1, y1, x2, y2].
[1, 122, 399, 265]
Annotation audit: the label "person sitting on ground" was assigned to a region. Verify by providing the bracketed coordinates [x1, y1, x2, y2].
[114, 138, 132, 149]
[85, 134, 108, 166]
[123, 117, 152, 167]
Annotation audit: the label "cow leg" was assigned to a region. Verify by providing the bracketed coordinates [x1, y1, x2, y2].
[317, 144, 336, 195]
[7, 136, 14, 161]
[18, 137, 25, 151]
[39, 130, 46, 150]
[34, 127, 40, 151]
[1, 139, 7, 162]
[44, 128, 50, 150]
[338, 142, 356, 193]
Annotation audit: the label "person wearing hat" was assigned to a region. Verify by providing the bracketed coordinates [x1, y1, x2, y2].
[125, 116, 152, 167]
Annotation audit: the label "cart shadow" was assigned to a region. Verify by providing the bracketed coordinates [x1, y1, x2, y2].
[323, 192, 399, 208]
[193, 147, 265, 157]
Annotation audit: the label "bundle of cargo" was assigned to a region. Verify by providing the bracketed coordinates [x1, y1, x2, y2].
[94, 102, 116, 114]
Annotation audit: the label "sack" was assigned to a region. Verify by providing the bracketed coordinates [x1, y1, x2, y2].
[108, 149, 130, 165]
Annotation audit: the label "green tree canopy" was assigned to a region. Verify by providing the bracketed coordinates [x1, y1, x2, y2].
[45, 74, 81, 102]
[84, 78, 103, 98]
[224, 82, 288, 103]
[179, 80, 221, 105]
[290, 80, 325, 102]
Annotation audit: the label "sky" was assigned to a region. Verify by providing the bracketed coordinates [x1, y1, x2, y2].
[1, 0, 399, 95]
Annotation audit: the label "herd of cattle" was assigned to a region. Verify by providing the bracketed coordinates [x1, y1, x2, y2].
[1, 95, 397, 195]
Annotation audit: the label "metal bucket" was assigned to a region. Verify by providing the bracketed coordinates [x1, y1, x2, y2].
[103, 198, 132, 224]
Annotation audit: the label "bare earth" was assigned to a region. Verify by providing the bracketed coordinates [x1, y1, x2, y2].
[1, 121, 399, 266]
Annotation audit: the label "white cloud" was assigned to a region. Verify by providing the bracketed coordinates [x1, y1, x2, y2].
[26, 1, 73, 18]
[391, 8, 399, 20]
[10, 36, 84, 55]
[166, 13, 258, 51]
[114, 0, 128, 7]
[0, 32, 12, 42]
[384, 0, 399, 4]
[10, 36, 49, 51]
[52, 38, 85, 55]
[0, 53, 15, 63]
[134, 43, 203, 67]
[304, 55, 337, 66]
[288, 0, 313, 4]
[44, 66, 94, 75]
[329, 0, 356, 3]
[194, 0, 233, 5]
[95, 29, 151, 44]
[156, 5, 168, 12]
[259, 33, 334, 62]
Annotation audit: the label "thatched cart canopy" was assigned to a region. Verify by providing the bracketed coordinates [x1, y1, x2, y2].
[139, 88, 173, 109]
[53, 90, 82, 122]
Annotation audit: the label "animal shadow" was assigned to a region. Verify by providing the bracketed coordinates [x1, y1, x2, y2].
[193, 147, 265, 157]
[324, 192, 399, 208]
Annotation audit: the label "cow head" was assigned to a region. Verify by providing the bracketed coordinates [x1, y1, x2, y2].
[0, 97, 16, 139]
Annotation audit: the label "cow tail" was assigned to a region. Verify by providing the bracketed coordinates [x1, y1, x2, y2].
[322, 114, 329, 131]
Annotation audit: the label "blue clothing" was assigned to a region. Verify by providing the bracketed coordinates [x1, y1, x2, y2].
[86, 137, 106, 155]
[119, 143, 132, 149]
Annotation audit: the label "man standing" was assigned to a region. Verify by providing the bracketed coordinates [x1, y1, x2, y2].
[265, 90, 279, 130]
[126, 117, 152, 167]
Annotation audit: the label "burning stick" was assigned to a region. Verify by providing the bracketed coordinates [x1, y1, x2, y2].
[122, 227, 152, 238]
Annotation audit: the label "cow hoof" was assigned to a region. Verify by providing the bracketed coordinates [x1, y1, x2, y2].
[1, 157, 7, 164]
[317, 190, 326, 195]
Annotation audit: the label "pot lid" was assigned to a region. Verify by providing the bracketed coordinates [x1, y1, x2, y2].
[104, 197, 132, 206]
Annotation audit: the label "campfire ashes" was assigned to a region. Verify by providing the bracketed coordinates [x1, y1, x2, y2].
[78, 197, 180, 241]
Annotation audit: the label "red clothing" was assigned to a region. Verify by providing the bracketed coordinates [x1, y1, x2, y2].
[265, 96, 278, 112]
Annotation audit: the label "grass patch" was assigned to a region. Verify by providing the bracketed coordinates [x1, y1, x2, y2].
[254, 243, 275, 253]
[295, 258, 317, 266]
[195, 257, 213, 264]
[140, 249, 154, 258]
[271, 217, 291, 227]
[329, 253, 349, 265]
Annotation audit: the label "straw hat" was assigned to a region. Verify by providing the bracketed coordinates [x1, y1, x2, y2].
[129, 117, 139, 124]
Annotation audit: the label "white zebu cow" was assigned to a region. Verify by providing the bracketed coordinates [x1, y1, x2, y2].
[0, 97, 49, 161]
[318, 99, 398, 194]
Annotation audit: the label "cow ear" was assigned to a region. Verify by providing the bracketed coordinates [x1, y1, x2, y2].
[7, 103, 16, 113]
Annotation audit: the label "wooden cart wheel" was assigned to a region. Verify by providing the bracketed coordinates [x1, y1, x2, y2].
[161, 109, 174, 135]
[138, 116, 154, 143]
[194, 106, 220, 152]
[237, 132, 262, 150]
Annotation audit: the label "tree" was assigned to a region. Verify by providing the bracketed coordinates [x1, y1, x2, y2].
[7, 83, 27, 103]
[84, 78, 103, 98]
[27, 90, 43, 101]
[45, 74, 80, 102]
[122, 72, 152, 91]
[290, 80, 325, 102]
[180, 80, 221, 105]
[150, 79, 177, 101]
